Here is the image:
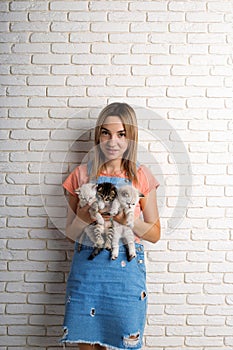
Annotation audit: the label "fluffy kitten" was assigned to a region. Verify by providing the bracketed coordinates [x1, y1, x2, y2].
[75, 182, 118, 260]
[75, 182, 104, 226]
[109, 185, 144, 261]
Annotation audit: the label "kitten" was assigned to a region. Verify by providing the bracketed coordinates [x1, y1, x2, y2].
[75, 183, 104, 226]
[109, 185, 144, 261]
[75, 182, 118, 260]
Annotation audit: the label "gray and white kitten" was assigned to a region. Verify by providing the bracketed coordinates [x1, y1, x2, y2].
[109, 185, 144, 260]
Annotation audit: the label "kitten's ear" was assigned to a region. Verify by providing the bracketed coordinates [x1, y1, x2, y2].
[91, 184, 97, 190]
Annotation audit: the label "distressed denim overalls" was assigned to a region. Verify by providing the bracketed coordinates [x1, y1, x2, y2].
[60, 162, 147, 350]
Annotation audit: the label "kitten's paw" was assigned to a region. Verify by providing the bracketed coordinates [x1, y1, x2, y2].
[111, 255, 118, 260]
[126, 220, 134, 228]
[110, 209, 118, 216]
[95, 237, 104, 248]
[104, 241, 112, 251]
[98, 202, 105, 210]
[127, 254, 136, 262]
[96, 216, 105, 225]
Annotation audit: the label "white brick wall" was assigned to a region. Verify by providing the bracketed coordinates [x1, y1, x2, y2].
[0, 0, 232, 349]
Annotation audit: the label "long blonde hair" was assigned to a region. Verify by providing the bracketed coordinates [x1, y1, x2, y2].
[90, 102, 138, 184]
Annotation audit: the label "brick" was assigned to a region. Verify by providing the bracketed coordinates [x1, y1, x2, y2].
[52, 43, 90, 54]
[50, 1, 87, 10]
[32, 54, 70, 64]
[91, 22, 128, 33]
[148, 12, 184, 22]
[11, 22, 49, 32]
[27, 76, 65, 86]
[30, 32, 68, 43]
[92, 43, 129, 54]
[51, 22, 89, 32]
[166, 325, 203, 336]
[25, 272, 64, 283]
[71, 32, 108, 43]
[130, 2, 166, 11]
[89, 1, 127, 11]
[47, 87, 84, 97]
[169, 1, 205, 11]
[12, 65, 50, 75]
[108, 11, 145, 22]
[72, 54, 110, 65]
[7, 86, 46, 97]
[92, 65, 130, 76]
[52, 65, 90, 75]
[0, 336, 26, 346]
[29, 12, 66, 22]
[0, 11, 27, 21]
[67, 75, 105, 86]
[146, 336, 184, 347]
[188, 33, 226, 44]
[132, 44, 169, 55]
[150, 33, 186, 44]
[10, 1, 47, 11]
[69, 11, 107, 21]
[29, 97, 67, 107]
[207, 2, 233, 12]
[109, 76, 140, 87]
[6, 282, 44, 293]
[171, 44, 208, 54]
[88, 87, 126, 97]
[8, 325, 45, 336]
[131, 22, 167, 33]
[185, 336, 223, 347]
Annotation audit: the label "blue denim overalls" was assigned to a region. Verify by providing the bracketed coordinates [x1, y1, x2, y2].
[60, 162, 147, 350]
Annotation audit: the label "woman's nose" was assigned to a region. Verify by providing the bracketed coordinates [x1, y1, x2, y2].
[108, 134, 117, 144]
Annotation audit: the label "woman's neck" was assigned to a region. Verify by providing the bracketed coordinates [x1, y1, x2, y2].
[102, 160, 123, 175]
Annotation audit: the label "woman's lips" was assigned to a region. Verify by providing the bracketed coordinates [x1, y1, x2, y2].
[106, 148, 119, 154]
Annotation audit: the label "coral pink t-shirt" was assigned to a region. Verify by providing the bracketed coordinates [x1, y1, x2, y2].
[63, 164, 160, 241]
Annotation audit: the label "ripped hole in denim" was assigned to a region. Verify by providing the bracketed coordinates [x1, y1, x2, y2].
[123, 332, 140, 347]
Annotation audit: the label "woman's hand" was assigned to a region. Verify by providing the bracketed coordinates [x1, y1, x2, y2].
[76, 204, 93, 225]
[112, 211, 128, 226]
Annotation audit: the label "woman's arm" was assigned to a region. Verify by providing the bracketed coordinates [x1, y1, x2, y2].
[133, 189, 161, 243]
[65, 194, 93, 242]
[113, 188, 161, 243]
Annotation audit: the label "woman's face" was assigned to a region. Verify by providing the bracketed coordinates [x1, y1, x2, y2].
[99, 116, 129, 161]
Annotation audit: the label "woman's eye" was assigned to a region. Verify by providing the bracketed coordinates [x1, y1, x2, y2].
[118, 132, 126, 138]
[101, 130, 109, 135]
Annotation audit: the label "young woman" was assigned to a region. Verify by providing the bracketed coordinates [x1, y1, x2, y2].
[61, 102, 161, 350]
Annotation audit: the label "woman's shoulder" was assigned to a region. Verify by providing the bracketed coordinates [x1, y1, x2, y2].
[136, 163, 153, 176]
[62, 163, 89, 196]
[135, 163, 160, 194]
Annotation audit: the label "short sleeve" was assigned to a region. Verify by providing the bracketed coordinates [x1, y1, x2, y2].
[136, 165, 160, 196]
[62, 164, 89, 197]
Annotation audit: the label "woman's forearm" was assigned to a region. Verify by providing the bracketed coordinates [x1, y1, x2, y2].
[65, 216, 87, 242]
[133, 217, 161, 243]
